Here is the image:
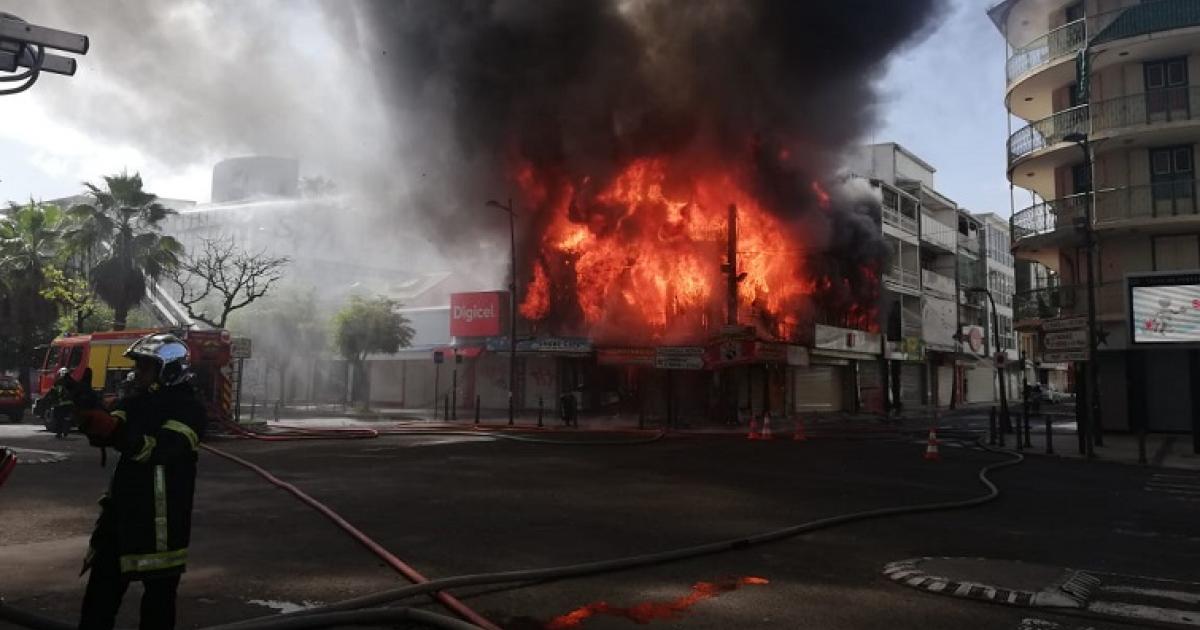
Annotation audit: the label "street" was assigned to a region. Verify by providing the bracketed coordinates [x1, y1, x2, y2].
[3, 419, 1199, 629]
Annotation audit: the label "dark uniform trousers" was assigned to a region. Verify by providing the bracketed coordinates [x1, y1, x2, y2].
[79, 544, 179, 630]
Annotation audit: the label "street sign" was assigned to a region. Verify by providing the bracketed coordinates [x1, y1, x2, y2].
[1044, 329, 1089, 350]
[1043, 315, 1088, 332]
[231, 337, 252, 359]
[1044, 349, 1088, 362]
[655, 346, 705, 370]
[994, 352, 1007, 367]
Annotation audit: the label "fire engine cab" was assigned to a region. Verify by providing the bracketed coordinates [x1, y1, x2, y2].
[32, 328, 233, 426]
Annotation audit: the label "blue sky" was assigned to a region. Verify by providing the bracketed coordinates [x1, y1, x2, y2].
[0, 0, 1015, 216]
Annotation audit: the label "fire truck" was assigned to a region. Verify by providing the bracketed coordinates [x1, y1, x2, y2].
[32, 328, 234, 427]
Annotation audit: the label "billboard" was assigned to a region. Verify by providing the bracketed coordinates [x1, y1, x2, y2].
[450, 291, 508, 337]
[1129, 272, 1200, 344]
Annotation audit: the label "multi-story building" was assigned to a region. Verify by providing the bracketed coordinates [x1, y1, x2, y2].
[977, 212, 1022, 398]
[851, 143, 1015, 409]
[992, 0, 1200, 433]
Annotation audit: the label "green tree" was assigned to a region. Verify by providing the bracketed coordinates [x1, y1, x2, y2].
[40, 266, 98, 332]
[65, 173, 184, 330]
[0, 202, 67, 371]
[332, 295, 413, 408]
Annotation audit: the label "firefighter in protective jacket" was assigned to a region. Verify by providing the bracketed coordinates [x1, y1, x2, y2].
[75, 333, 205, 630]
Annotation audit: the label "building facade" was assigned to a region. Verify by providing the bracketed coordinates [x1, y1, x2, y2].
[851, 143, 1016, 409]
[992, 0, 1200, 433]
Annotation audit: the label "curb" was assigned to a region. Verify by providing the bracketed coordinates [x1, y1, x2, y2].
[883, 558, 1091, 609]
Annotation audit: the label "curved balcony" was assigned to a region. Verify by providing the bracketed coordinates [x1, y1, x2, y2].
[1012, 180, 1200, 248]
[1091, 85, 1200, 132]
[1014, 282, 1126, 323]
[1090, 0, 1200, 47]
[1006, 18, 1086, 85]
[1007, 105, 1088, 167]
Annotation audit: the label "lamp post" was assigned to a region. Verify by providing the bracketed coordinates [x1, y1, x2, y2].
[1064, 132, 1100, 458]
[967, 286, 1011, 437]
[487, 198, 518, 427]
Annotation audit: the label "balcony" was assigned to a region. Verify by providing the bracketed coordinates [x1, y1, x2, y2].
[1006, 18, 1086, 85]
[882, 203, 918, 235]
[1014, 282, 1125, 323]
[1091, 85, 1200, 132]
[884, 265, 921, 294]
[920, 213, 957, 252]
[922, 268, 956, 299]
[1007, 105, 1089, 167]
[1012, 181, 1200, 248]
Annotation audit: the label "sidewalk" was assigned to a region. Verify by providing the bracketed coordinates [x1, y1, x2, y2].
[1004, 427, 1200, 470]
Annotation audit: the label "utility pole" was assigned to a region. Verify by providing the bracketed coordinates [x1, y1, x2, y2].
[1064, 133, 1099, 458]
[724, 204, 740, 325]
[487, 199, 519, 427]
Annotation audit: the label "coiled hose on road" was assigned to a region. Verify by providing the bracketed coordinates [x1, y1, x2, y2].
[1, 432, 1022, 630]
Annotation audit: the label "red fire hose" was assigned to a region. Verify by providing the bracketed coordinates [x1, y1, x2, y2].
[0, 448, 16, 488]
[199, 443, 499, 630]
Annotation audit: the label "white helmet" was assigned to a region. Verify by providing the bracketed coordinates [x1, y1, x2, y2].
[124, 333, 191, 386]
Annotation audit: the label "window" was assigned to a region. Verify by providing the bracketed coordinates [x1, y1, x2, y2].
[1071, 162, 1091, 194]
[1144, 57, 1189, 117]
[1150, 145, 1196, 215]
[67, 346, 84, 370]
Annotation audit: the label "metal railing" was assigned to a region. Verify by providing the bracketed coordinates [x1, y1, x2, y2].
[1007, 105, 1089, 166]
[884, 266, 921, 291]
[1006, 18, 1086, 83]
[1014, 282, 1125, 321]
[1091, 0, 1200, 46]
[1091, 85, 1200, 131]
[882, 204, 918, 234]
[1013, 181, 1200, 246]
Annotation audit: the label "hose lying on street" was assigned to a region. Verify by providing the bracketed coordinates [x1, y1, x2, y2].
[0, 437, 1021, 630]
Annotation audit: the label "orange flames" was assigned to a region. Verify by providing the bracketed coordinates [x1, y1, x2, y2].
[545, 576, 769, 629]
[516, 156, 816, 342]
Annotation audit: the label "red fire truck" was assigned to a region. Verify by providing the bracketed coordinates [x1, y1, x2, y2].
[32, 328, 234, 427]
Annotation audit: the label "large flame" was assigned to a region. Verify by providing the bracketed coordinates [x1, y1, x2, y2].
[516, 156, 820, 343]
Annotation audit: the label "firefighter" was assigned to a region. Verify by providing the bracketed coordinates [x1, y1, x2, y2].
[74, 333, 206, 630]
[48, 368, 75, 439]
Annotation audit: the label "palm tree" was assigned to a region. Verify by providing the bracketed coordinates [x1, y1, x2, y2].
[65, 173, 184, 330]
[0, 202, 67, 370]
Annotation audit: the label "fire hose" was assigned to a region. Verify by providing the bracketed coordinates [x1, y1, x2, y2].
[1, 435, 1021, 630]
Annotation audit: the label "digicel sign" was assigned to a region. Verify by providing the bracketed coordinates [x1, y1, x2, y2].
[450, 291, 507, 337]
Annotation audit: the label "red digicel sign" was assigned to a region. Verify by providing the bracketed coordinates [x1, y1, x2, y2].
[450, 292, 507, 337]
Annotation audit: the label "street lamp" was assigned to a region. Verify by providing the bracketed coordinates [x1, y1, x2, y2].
[486, 198, 518, 427]
[966, 286, 1012, 438]
[1063, 131, 1100, 458]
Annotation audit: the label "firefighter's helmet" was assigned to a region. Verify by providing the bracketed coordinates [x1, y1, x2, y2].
[124, 333, 190, 386]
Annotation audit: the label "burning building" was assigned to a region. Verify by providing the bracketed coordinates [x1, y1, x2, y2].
[354, 0, 939, 419]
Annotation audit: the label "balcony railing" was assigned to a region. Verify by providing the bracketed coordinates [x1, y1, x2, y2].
[1014, 282, 1125, 321]
[1012, 181, 1200, 246]
[920, 214, 957, 252]
[922, 268, 956, 299]
[1007, 105, 1089, 166]
[1006, 18, 1086, 83]
[1091, 0, 1200, 46]
[1091, 85, 1200, 132]
[884, 266, 921, 292]
[882, 204, 918, 234]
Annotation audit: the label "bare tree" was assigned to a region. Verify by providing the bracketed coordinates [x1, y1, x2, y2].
[170, 237, 289, 328]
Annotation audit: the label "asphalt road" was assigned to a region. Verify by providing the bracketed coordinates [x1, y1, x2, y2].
[2, 420, 1198, 630]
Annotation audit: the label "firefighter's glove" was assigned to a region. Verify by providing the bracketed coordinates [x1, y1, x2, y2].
[76, 408, 119, 445]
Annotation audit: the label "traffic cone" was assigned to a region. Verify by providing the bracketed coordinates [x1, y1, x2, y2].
[922, 427, 941, 461]
[746, 414, 760, 440]
[760, 412, 774, 440]
[793, 416, 808, 442]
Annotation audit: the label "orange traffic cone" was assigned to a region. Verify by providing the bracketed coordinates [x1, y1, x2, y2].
[746, 414, 760, 440]
[760, 413, 774, 440]
[922, 427, 941, 461]
[793, 416, 808, 442]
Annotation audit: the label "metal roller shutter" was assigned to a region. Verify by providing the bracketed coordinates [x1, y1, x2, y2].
[792, 366, 843, 412]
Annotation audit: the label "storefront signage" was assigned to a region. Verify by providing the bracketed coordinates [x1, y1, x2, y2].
[655, 346, 706, 370]
[1044, 329, 1088, 350]
[450, 291, 507, 337]
[596, 347, 655, 366]
[814, 324, 882, 355]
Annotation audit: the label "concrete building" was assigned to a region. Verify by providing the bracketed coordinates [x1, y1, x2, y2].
[992, 0, 1200, 434]
[851, 143, 1016, 409]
